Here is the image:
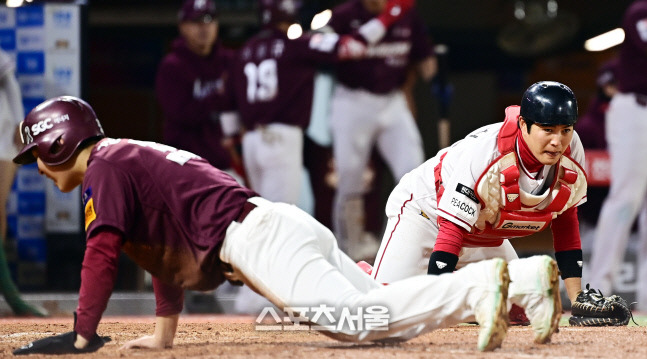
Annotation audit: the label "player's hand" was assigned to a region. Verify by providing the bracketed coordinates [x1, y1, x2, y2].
[377, 0, 415, 27]
[13, 331, 110, 355]
[120, 335, 170, 350]
[338, 35, 368, 60]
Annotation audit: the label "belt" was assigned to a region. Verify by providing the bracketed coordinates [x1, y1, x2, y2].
[235, 201, 257, 223]
[635, 93, 647, 107]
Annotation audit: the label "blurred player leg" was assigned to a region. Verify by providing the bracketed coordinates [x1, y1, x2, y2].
[589, 94, 647, 295]
[220, 197, 508, 349]
[236, 124, 304, 314]
[637, 200, 647, 311]
[0, 160, 16, 241]
[375, 91, 425, 181]
[242, 124, 303, 204]
[330, 86, 379, 259]
[242, 131, 263, 194]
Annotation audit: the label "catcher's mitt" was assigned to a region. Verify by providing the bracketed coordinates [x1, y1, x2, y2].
[569, 284, 635, 326]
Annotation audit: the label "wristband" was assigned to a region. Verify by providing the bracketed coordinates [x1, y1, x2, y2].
[428, 250, 458, 275]
[555, 249, 583, 279]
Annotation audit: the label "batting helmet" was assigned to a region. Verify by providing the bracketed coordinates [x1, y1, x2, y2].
[260, 0, 301, 26]
[13, 96, 105, 166]
[520, 81, 578, 128]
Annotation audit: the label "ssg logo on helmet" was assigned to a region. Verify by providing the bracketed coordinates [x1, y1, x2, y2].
[30, 114, 71, 136]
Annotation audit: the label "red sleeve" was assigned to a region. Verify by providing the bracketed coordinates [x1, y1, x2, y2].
[551, 206, 582, 252]
[75, 227, 122, 340]
[152, 276, 184, 316]
[433, 216, 466, 256]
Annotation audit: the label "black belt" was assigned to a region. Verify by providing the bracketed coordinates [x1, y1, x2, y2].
[235, 201, 257, 223]
[635, 93, 647, 107]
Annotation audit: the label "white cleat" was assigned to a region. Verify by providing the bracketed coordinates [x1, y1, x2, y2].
[509, 255, 562, 344]
[474, 258, 510, 351]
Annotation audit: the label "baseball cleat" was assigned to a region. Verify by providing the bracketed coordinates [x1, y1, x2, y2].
[531, 256, 562, 344]
[474, 258, 510, 352]
[509, 255, 562, 344]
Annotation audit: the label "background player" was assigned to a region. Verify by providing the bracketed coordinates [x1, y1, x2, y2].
[572, 59, 618, 226]
[369, 81, 585, 339]
[156, 0, 242, 178]
[0, 48, 46, 317]
[0, 48, 23, 244]
[225, 0, 413, 210]
[9, 95, 558, 354]
[589, 0, 647, 312]
[322, 0, 437, 260]
[223, 0, 416, 313]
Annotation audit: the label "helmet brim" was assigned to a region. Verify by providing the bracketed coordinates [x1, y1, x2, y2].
[12, 143, 38, 165]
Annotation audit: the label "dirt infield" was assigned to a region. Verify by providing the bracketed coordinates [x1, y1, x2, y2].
[0, 315, 645, 358]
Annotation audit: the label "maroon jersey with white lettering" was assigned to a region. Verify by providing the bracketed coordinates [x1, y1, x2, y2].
[156, 38, 235, 168]
[327, 0, 433, 94]
[228, 28, 339, 129]
[617, 0, 647, 95]
[82, 138, 257, 291]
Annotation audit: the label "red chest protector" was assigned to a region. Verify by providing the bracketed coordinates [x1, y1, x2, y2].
[434, 106, 587, 245]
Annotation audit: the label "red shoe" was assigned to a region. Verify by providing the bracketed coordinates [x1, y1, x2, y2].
[509, 303, 531, 326]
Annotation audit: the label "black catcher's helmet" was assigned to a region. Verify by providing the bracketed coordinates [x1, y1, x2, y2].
[520, 81, 578, 128]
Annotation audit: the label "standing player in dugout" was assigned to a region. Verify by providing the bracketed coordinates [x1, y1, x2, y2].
[322, 0, 437, 260]
[11, 96, 564, 354]
[223, 0, 417, 314]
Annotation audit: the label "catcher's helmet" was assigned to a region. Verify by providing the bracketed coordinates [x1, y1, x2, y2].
[260, 0, 301, 26]
[520, 81, 578, 127]
[13, 96, 105, 166]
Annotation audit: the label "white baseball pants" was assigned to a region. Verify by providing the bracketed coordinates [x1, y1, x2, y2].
[372, 183, 518, 284]
[329, 85, 424, 251]
[220, 197, 505, 342]
[589, 92, 647, 310]
[242, 124, 303, 205]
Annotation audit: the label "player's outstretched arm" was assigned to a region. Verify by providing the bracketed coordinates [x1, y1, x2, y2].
[120, 314, 180, 350]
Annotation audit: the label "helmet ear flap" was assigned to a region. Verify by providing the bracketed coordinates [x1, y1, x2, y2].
[49, 136, 65, 156]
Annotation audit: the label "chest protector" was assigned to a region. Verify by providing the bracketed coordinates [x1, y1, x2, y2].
[440, 106, 587, 242]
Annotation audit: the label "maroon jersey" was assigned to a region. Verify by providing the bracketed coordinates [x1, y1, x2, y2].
[617, 0, 647, 95]
[156, 37, 235, 168]
[327, 0, 433, 94]
[82, 138, 257, 291]
[228, 28, 339, 129]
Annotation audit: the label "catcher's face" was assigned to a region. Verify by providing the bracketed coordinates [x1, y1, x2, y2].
[519, 117, 574, 166]
[33, 148, 83, 193]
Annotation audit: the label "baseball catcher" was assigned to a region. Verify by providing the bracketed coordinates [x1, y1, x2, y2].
[569, 284, 635, 326]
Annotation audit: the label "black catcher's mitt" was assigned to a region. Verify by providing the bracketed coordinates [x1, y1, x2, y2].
[569, 284, 634, 326]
